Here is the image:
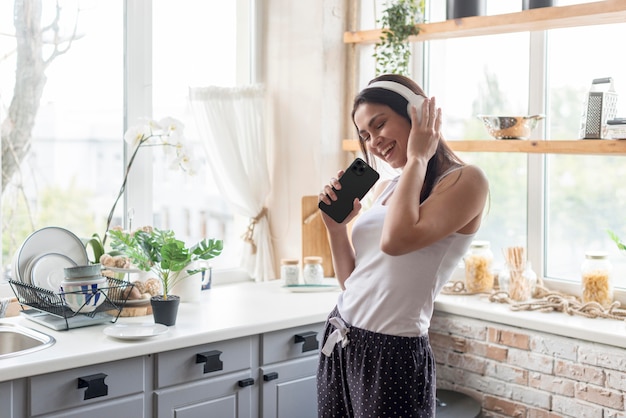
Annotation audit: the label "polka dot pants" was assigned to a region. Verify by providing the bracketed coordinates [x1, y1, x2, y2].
[317, 307, 435, 418]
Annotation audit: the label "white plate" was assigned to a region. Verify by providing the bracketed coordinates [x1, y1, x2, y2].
[17, 227, 89, 283]
[282, 284, 340, 293]
[30, 253, 77, 292]
[103, 323, 169, 340]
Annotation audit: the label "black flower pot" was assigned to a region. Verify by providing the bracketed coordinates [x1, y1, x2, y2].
[150, 295, 181, 326]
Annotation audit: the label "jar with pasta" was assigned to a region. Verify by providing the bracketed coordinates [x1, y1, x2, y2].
[464, 241, 494, 293]
[499, 246, 537, 301]
[581, 252, 613, 307]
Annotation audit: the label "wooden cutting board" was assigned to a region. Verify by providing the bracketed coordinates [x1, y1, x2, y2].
[301, 196, 334, 277]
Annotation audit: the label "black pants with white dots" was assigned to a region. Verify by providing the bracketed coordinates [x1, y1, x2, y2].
[317, 307, 435, 418]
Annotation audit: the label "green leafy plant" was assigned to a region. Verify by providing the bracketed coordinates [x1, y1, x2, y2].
[373, 0, 424, 76]
[108, 227, 223, 299]
[607, 229, 626, 252]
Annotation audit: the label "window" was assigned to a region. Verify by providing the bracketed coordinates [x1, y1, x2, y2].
[358, 0, 626, 291]
[0, 1, 249, 274]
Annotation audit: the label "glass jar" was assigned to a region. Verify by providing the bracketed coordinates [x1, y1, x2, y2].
[499, 261, 537, 301]
[581, 252, 613, 307]
[464, 241, 494, 293]
[281, 259, 300, 285]
[303, 256, 324, 285]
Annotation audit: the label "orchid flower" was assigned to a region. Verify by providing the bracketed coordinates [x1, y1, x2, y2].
[102, 117, 198, 246]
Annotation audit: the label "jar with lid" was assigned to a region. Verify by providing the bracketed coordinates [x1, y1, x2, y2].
[281, 259, 300, 285]
[303, 256, 324, 285]
[499, 261, 537, 301]
[464, 240, 494, 293]
[581, 251, 613, 307]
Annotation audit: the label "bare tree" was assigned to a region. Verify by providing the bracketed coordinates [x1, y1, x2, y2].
[1, 0, 80, 191]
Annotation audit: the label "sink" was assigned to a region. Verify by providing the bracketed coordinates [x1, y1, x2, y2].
[0, 323, 56, 359]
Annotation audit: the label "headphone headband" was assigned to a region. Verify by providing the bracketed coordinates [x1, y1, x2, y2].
[363, 81, 424, 121]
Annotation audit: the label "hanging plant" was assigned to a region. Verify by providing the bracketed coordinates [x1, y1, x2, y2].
[373, 0, 424, 76]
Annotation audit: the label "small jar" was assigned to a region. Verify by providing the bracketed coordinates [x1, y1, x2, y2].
[464, 241, 494, 293]
[303, 256, 324, 285]
[499, 261, 537, 301]
[281, 259, 300, 285]
[581, 252, 613, 307]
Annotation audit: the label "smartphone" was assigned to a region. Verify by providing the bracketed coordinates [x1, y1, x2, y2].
[318, 158, 380, 223]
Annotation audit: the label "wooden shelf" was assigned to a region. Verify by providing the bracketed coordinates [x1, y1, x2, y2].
[344, 1, 626, 44]
[342, 139, 626, 155]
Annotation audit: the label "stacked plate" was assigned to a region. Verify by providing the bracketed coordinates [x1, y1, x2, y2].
[13, 227, 90, 294]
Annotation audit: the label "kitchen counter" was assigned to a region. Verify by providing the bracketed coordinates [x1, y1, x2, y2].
[3, 279, 626, 383]
[0, 280, 340, 382]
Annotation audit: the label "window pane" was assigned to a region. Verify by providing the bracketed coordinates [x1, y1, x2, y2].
[428, 33, 530, 268]
[546, 23, 626, 288]
[151, 1, 244, 269]
[1, 1, 123, 268]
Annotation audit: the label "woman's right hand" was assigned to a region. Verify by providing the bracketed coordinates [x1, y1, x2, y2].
[318, 170, 362, 228]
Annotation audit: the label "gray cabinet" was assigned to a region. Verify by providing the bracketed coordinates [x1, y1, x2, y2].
[2, 321, 326, 418]
[27, 356, 147, 417]
[0, 379, 25, 418]
[154, 336, 257, 418]
[259, 322, 325, 418]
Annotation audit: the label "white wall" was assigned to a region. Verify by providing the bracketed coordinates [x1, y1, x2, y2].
[261, 0, 352, 270]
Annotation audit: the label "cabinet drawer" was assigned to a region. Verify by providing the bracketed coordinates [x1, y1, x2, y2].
[37, 394, 144, 418]
[261, 322, 325, 365]
[29, 356, 146, 416]
[156, 336, 255, 388]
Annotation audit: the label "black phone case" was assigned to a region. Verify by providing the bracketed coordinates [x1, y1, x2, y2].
[318, 158, 380, 223]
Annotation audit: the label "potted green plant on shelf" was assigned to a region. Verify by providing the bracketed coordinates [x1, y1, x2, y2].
[373, 0, 424, 76]
[108, 226, 223, 326]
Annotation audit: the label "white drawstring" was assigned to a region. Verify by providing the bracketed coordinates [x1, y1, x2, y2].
[321, 317, 350, 356]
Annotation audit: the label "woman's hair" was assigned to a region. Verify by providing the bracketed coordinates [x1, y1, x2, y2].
[352, 74, 464, 203]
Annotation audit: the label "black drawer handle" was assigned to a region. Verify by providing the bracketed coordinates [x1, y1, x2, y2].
[196, 350, 223, 374]
[263, 372, 279, 382]
[77, 373, 108, 400]
[237, 377, 255, 387]
[294, 331, 319, 352]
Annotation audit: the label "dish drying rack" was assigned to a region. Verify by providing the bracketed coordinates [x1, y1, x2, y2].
[8, 278, 134, 330]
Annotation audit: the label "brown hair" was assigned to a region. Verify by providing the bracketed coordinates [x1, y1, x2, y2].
[352, 74, 464, 203]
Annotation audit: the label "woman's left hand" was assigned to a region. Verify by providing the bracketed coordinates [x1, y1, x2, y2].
[407, 97, 441, 163]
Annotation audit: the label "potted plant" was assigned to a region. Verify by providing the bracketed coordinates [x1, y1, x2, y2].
[373, 0, 424, 76]
[108, 226, 223, 325]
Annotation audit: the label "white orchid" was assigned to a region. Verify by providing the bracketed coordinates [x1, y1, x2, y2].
[102, 116, 198, 245]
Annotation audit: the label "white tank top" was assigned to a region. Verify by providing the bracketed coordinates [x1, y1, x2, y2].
[336, 168, 476, 337]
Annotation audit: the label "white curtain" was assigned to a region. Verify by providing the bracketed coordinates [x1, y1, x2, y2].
[189, 85, 275, 282]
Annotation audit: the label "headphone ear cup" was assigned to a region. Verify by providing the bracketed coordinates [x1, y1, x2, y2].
[407, 95, 425, 123]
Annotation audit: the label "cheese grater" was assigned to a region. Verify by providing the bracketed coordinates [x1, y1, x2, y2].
[580, 77, 618, 139]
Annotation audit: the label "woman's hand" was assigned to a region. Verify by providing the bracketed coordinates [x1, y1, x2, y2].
[318, 170, 361, 228]
[407, 97, 442, 163]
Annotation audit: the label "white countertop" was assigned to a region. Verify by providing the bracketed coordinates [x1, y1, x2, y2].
[3, 280, 626, 383]
[0, 280, 340, 382]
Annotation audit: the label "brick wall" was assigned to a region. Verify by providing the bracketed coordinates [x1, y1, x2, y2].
[429, 311, 626, 417]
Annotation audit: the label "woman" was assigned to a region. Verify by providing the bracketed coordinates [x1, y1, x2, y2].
[316, 74, 489, 417]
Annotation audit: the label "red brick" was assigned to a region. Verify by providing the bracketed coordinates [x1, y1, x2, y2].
[528, 372, 575, 396]
[575, 382, 624, 410]
[486, 344, 508, 361]
[486, 362, 528, 385]
[555, 359, 605, 385]
[483, 395, 527, 417]
[527, 408, 563, 418]
[488, 327, 530, 350]
[448, 351, 487, 375]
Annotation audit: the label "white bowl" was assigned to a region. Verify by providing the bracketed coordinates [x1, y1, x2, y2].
[60, 277, 108, 313]
[64, 264, 102, 279]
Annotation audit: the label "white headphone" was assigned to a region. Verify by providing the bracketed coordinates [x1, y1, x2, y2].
[363, 80, 425, 122]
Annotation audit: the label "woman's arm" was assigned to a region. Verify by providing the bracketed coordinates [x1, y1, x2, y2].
[319, 174, 390, 288]
[382, 99, 489, 255]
